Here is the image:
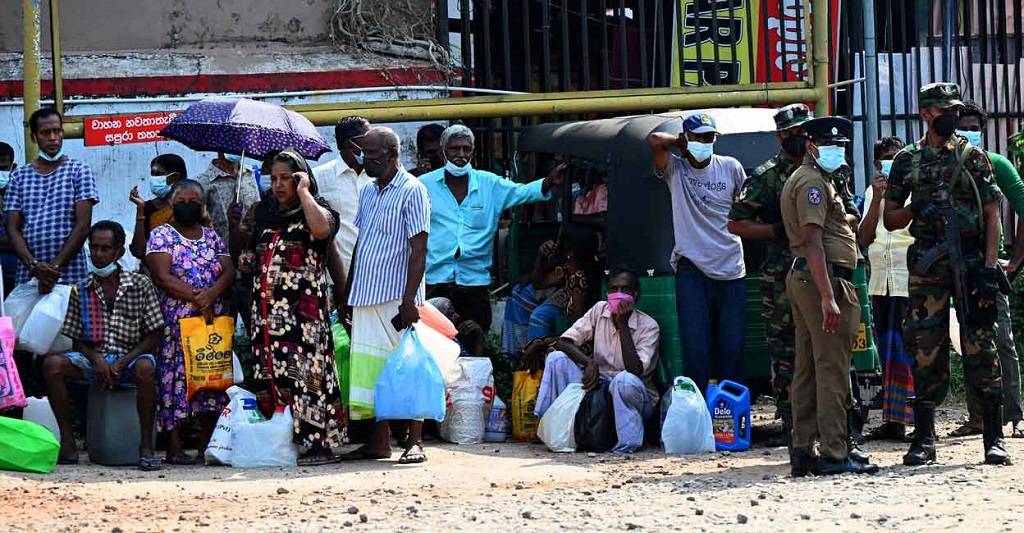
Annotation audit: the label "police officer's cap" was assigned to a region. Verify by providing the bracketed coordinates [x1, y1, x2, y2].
[773, 104, 813, 131]
[919, 82, 963, 109]
[803, 116, 853, 143]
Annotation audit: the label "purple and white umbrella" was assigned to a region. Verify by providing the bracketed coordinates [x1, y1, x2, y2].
[159, 97, 331, 161]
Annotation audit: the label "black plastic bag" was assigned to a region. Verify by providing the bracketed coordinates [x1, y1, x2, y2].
[573, 383, 617, 452]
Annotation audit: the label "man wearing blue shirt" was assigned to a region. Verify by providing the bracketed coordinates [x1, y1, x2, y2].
[421, 125, 563, 332]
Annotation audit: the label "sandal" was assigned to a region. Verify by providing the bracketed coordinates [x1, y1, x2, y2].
[162, 453, 195, 465]
[1012, 423, 1024, 439]
[57, 452, 79, 465]
[949, 422, 983, 437]
[398, 444, 427, 465]
[298, 450, 340, 466]
[139, 455, 162, 472]
[338, 446, 391, 462]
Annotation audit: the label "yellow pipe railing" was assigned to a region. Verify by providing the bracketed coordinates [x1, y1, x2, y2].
[22, 0, 41, 161]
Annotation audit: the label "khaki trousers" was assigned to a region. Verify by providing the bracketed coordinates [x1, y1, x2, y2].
[786, 268, 861, 460]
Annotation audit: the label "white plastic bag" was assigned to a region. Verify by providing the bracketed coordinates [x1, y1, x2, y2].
[537, 383, 586, 453]
[439, 357, 495, 444]
[231, 406, 299, 468]
[232, 352, 244, 385]
[413, 322, 463, 386]
[661, 376, 715, 454]
[5, 281, 42, 336]
[205, 386, 256, 465]
[20, 284, 73, 355]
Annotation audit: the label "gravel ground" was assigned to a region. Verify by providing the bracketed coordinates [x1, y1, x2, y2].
[1, 405, 1021, 532]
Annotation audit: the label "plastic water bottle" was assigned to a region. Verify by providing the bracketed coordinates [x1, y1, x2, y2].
[705, 379, 752, 452]
[484, 396, 508, 442]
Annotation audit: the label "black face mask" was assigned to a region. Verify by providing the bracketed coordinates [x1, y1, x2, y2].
[932, 113, 958, 138]
[781, 135, 808, 158]
[173, 202, 203, 227]
[364, 157, 389, 178]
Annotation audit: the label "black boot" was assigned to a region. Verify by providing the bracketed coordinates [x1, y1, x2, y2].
[903, 401, 936, 466]
[847, 412, 870, 464]
[982, 404, 1012, 466]
[789, 448, 820, 478]
[819, 456, 880, 475]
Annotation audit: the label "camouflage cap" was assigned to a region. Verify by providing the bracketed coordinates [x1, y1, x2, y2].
[919, 82, 963, 109]
[773, 103, 813, 131]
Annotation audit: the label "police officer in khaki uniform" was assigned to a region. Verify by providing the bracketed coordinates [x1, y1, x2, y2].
[780, 116, 879, 476]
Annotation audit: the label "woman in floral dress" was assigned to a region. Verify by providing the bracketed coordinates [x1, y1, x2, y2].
[146, 179, 236, 464]
[241, 148, 342, 465]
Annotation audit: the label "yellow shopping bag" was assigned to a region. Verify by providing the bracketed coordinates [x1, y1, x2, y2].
[511, 369, 543, 442]
[180, 315, 235, 400]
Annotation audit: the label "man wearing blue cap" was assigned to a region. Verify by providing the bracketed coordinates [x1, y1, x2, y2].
[648, 112, 747, 395]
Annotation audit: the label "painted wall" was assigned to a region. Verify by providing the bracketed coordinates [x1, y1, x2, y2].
[0, 88, 448, 270]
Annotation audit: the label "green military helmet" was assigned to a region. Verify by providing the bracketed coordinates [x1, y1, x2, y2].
[919, 82, 964, 109]
[773, 104, 813, 131]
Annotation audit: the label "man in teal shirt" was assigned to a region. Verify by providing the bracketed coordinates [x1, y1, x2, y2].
[422, 124, 562, 332]
[954, 100, 1024, 438]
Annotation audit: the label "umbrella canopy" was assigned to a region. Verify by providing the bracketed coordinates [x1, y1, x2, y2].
[159, 97, 332, 161]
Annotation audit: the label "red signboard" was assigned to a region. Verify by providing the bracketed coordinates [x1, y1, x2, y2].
[83, 112, 179, 147]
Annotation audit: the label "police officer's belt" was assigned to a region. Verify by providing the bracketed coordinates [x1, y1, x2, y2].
[792, 257, 854, 281]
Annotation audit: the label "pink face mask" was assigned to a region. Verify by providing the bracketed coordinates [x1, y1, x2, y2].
[607, 292, 635, 313]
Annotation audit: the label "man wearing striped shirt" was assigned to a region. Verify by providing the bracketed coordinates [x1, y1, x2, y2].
[341, 126, 431, 464]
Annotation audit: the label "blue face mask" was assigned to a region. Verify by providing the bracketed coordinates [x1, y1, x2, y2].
[88, 257, 119, 278]
[814, 145, 846, 173]
[879, 159, 894, 177]
[353, 150, 365, 166]
[149, 174, 172, 198]
[956, 129, 983, 147]
[0, 171, 10, 189]
[445, 160, 472, 177]
[258, 172, 272, 193]
[39, 148, 64, 162]
[686, 141, 714, 163]
[224, 153, 243, 163]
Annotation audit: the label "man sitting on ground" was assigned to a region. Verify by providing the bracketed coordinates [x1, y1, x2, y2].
[41, 221, 165, 470]
[533, 270, 660, 453]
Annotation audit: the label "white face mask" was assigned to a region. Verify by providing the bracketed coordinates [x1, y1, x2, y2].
[814, 145, 847, 173]
[444, 160, 472, 177]
[0, 171, 10, 189]
[686, 141, 714, 163]
[39, 148, 64, 162]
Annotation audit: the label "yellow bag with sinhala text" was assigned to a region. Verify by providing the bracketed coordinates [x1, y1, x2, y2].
[181, 315, 235, 400]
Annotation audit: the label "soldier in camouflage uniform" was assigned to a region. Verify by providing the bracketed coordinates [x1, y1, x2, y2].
[728, 104, 812, 441]
[884, 82, 1011, 466]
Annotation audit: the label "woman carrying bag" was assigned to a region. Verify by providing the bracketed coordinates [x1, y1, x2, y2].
[146, 179, 236, 464]
[241, 148, 344, 466]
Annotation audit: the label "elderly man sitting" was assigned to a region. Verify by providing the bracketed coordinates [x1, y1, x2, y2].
[421, 124, 563, 332]
[533, 270, 660, 453]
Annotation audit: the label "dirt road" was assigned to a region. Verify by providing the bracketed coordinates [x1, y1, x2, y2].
[1, 406, 1020, 532]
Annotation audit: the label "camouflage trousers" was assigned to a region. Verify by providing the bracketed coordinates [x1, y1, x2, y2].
[761, 274, 795, 417]
[905, 266, 1002, 405]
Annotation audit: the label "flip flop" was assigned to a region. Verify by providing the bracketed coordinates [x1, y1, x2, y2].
[338, 447, 391, 462]
[1012, 424, 1024, 439]
[139, 455, 162, 472]
[298, 451, 341, 466]
[949, 423, 983, 437]
[398, 444, 427, 465]
[162, 453, 195, 466]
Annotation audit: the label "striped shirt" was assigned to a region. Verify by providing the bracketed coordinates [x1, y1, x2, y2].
[348, 169, 430, 307]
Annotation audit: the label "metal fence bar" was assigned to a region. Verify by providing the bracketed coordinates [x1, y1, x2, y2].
[897, 1, 912, 142]
[461, 0, 473, 85]
[580, 0, 592, 90]
[601, 0, 611, 89]
[521, 0, 532, 92]
[617, 0, 629, 87]
[541, 0, 553, 92]
[639, 0, 650, 87]
[711, 1, 722, 83]
[561, 0, 572, 92]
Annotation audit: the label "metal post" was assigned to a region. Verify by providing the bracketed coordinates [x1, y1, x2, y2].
[48, 0, 63, 116]
[942, 0, 955, 80]
[23, 0, 42, 162]
[862, 0, 879, 179]
[811, 0, 830, 113]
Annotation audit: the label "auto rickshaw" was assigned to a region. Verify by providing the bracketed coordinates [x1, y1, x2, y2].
[509, 108, 881, 406]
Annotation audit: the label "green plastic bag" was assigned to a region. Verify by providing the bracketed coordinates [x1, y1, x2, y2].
[0, 416, 59, 474]
[331, 318, 351, 404]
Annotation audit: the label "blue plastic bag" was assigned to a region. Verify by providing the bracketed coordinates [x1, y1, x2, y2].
[374, 329, 447, 421]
